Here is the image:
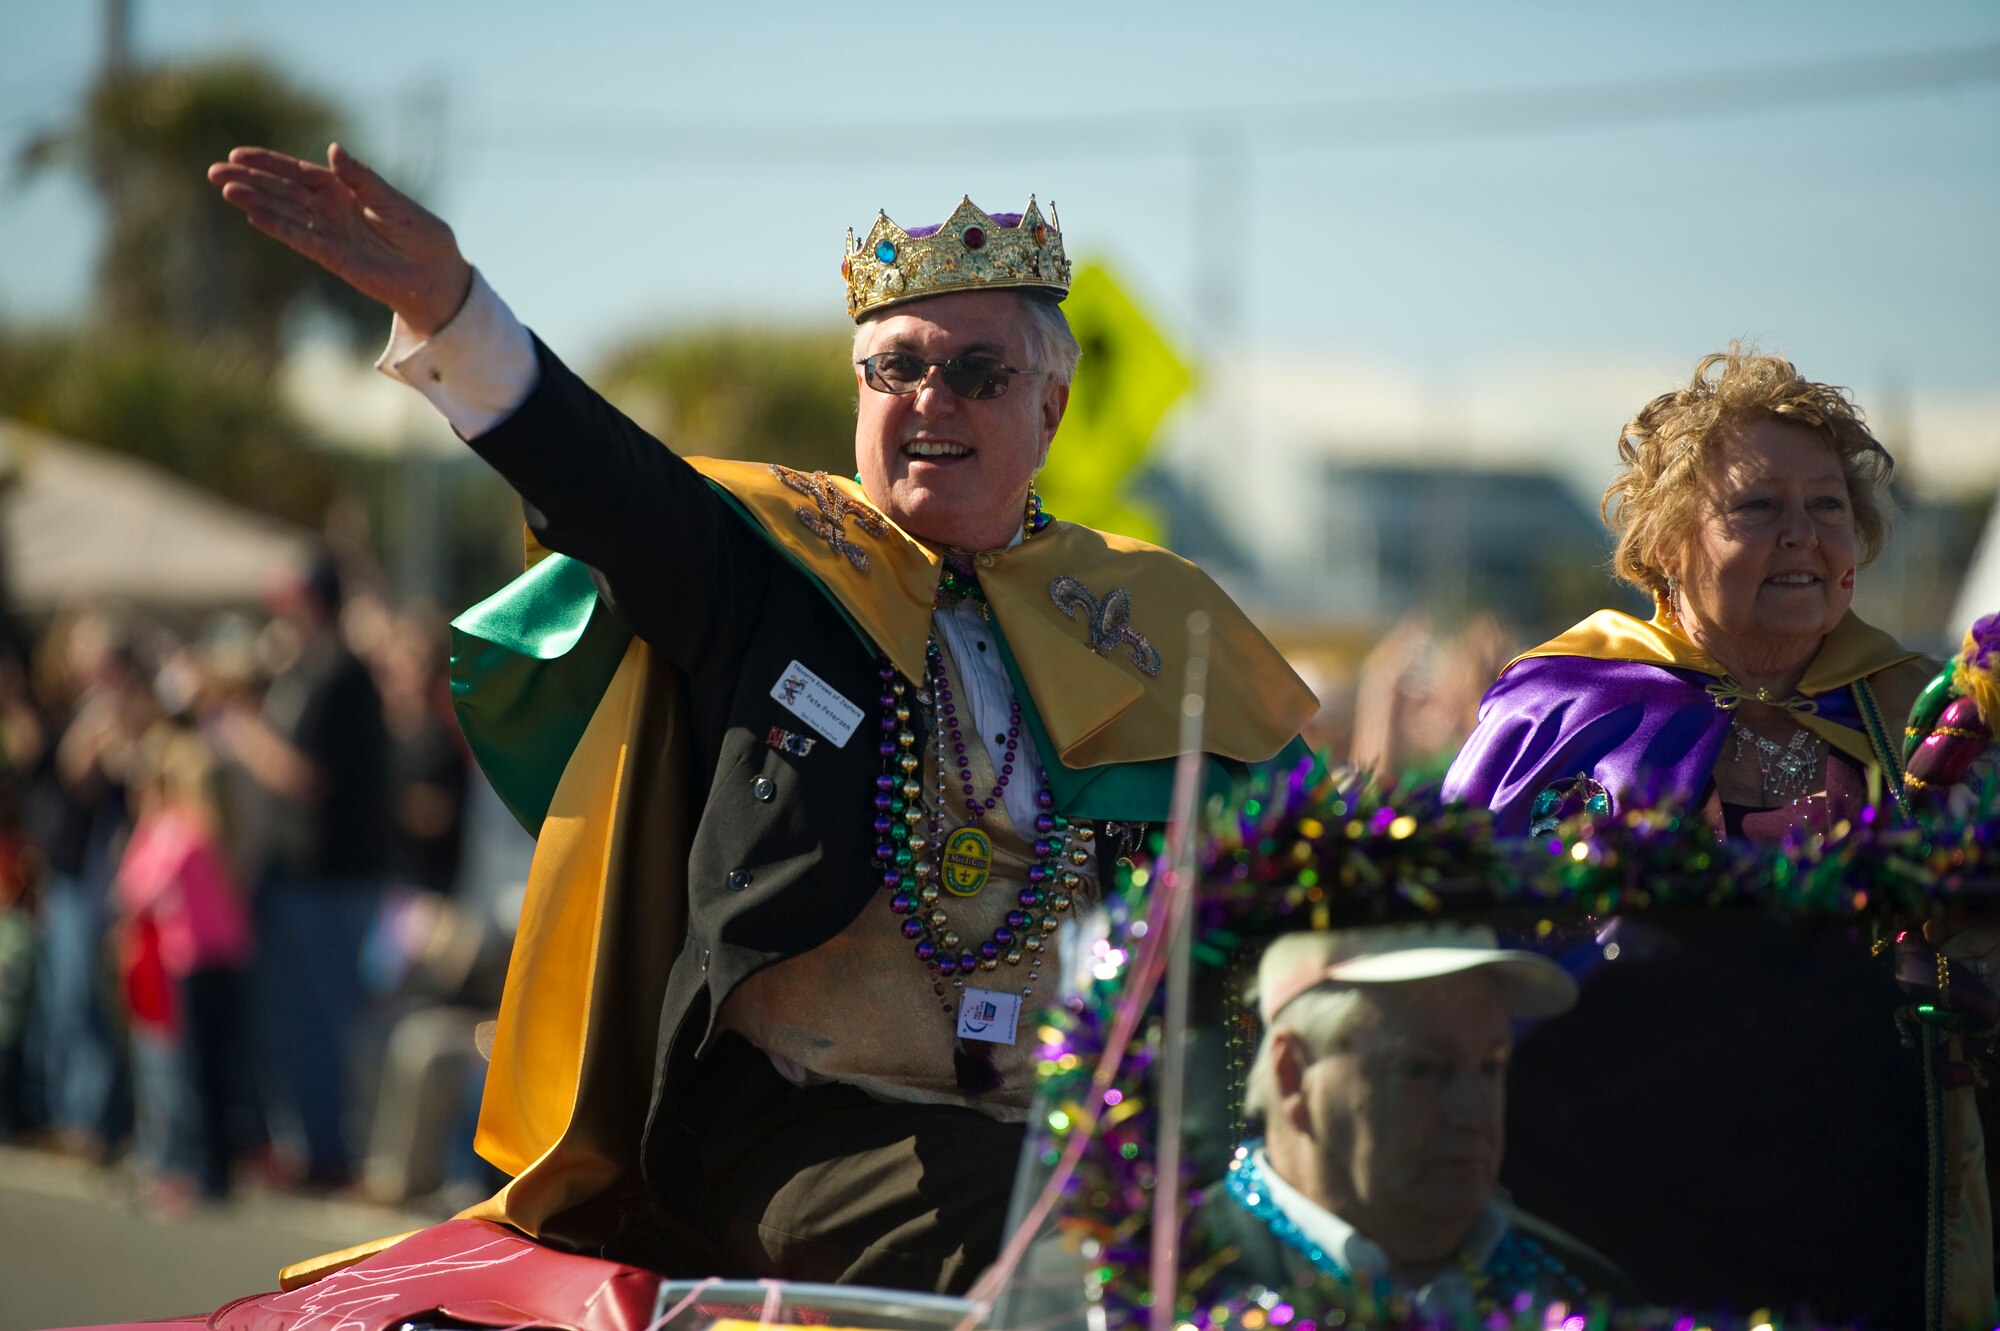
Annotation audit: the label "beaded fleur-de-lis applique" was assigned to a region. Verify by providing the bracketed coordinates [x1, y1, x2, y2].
[772, 466, 889, 572]
[1049, 576, 1162, 677]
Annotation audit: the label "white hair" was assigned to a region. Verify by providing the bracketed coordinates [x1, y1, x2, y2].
[1241, 984, 1375, 1123]
[852, 292, 1080, 386]
[1017, 294, 1081, 385]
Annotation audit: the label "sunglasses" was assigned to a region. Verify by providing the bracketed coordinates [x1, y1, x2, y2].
[856, 352, 1036, 401]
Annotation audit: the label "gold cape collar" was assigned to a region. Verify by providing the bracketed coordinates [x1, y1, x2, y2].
[691, 458, 1315, 767]
[1510, 607, 1924, 774]
[1509, 607, 1922, 697]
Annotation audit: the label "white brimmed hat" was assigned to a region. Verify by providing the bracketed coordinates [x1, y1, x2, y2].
[1255, 922, 1578, 1025]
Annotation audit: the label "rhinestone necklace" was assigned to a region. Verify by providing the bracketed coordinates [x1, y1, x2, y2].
[1730, 719, 1821, 805]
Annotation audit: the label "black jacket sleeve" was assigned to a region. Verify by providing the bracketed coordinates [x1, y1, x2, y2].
[463, 335, 772, 677]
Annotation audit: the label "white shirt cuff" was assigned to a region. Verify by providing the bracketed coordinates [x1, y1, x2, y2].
[374, 267, 539, 439]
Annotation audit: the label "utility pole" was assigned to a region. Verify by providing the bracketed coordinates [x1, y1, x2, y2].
[1190, 123, 1244, 356]
[89, 0, 135, 328]
[1188, 124, 1264, 574]
[392, 80, 454, 604]
[102, 0, 132, 75]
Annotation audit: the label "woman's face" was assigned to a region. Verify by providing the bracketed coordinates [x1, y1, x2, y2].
[1668, 418, 1857, 670]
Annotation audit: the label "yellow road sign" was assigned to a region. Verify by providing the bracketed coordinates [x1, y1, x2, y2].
[1039, 263, 1192, 544]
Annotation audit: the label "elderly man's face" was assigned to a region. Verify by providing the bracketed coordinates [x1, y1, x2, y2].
[1281, 974, 1511, 1274]
[853, 291, 1067, 552]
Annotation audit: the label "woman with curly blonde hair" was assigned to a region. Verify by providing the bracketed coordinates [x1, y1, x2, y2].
[1444, 344, 1934, 839]
[1442, 350, 1973, 1327]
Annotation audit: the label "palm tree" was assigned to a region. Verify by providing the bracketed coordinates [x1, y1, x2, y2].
[20, 56, 378, 356]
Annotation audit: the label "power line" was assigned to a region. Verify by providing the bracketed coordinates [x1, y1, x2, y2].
[459, 42, 2000, 164]
[1259, 41, 2000, 148]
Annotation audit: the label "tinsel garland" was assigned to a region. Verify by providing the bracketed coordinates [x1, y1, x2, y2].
[1030, 757, 2000, 1331]
[1199, 756, 1999, 929]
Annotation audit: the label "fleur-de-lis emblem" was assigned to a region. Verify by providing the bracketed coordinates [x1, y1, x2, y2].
[773, 466, 889, 572]
[1049, 576, 1162, 677]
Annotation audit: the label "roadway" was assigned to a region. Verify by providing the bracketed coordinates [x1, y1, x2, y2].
[0, 1145, 425, 1331]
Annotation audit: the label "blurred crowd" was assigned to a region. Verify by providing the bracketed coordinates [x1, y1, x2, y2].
[1293, 609, 1519, 788]
[0, 538, 1507, 1223]
[0, 551, 520, 1218]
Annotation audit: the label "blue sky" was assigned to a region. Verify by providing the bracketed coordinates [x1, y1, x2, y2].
[4, 1, 1998, 410]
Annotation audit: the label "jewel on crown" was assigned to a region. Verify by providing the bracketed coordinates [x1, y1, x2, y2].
[843, 195, 1070, 322]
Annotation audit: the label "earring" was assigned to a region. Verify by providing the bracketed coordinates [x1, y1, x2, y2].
[1660, 575, 1683, 629]
[1024, 481, 1052, 537]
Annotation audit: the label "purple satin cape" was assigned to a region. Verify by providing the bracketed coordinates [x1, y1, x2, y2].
[1442, 655, 1869, 835]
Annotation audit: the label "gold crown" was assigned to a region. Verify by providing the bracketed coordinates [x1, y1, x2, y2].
[843, 195, 1070, 321]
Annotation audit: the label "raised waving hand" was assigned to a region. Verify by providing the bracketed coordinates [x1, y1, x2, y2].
[207, 142, 474, 337]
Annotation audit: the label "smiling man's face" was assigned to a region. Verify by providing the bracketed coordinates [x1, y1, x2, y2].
[852, 291, 1068, 551]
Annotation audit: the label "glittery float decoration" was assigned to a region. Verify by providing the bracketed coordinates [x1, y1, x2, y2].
[1905, 614, 2000, 808]
[1030, 751, 1999, 1331]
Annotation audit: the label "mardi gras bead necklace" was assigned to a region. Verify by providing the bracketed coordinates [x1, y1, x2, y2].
[932, 638, 1022, 822]
[872, 645, 1092, 1019]
[874, 531, 1090, 1025]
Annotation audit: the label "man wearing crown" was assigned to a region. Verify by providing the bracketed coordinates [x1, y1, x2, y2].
[207, 145, 1314, 1298]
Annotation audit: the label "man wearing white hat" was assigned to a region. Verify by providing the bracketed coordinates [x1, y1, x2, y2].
[1213, 923, 1628, 1316]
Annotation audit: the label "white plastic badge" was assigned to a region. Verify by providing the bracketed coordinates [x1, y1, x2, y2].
[955, 988, 1022, 1045]
[769, 660, 864, 747]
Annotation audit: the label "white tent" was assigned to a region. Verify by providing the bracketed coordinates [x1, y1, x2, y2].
[0, 419, 312, 612]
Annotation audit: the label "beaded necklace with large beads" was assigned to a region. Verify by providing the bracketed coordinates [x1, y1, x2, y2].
[871, 654, 1093, 1018]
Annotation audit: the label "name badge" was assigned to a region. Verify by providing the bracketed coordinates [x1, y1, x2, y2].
[956, 988, 1022, 1045]
[769, 660, 864, 747]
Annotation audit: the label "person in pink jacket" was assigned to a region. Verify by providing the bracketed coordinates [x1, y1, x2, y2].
[114, 721, 253, 1206]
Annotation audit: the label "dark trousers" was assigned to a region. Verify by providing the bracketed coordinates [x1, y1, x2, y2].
[180, 966, 247, 1197]
[36, 870, 128, 1145]
[677, 1035, 1026, 1295]
[251, 874, 378, 1179]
